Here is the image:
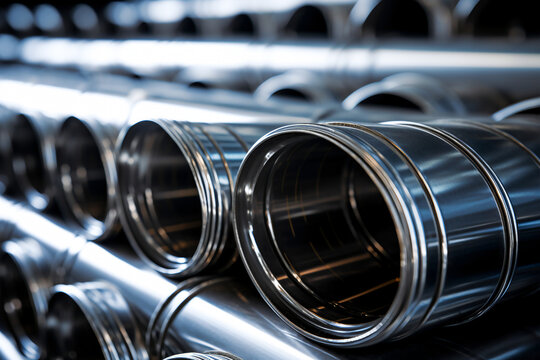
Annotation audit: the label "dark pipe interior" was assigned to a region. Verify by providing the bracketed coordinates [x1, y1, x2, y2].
[10, 115, 45, 195]
[120, 122, 203, 262]
[465, 0, 540, 38]
[0, 254, 39, 356]
[364, 0, 429, 38]
[45, 292, 105, 360]
[263, 135, 400, 323]
[284, 5, 329, 38]
[271, 88, 310, 102]
[228, 13, 255, 36]
[177, 16, 198, 35]
[358, 93, 423, 112]
[56, 117, 107, 223]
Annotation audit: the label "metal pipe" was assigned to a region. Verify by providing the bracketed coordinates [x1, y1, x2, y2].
[44, 282, 148, 360]
[0, 329, 25, 360]
[16, 37, 540, 100]
[343, 73, 509, 115]
[164, 352, 242, 360]
[233, 118, 540, 347]
[1, 197, 539, 359]
[493, 97, 540, 121]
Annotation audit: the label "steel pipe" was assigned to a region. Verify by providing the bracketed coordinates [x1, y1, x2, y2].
[17, 37, 540, 100]
[493, 97, 540, 121]
[343, 73, 509, 115]
[44, 282, 148, 360]
[233, 118, 540, 347]
[164, 352, 242, 360]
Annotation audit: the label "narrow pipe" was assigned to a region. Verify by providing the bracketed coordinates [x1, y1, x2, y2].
[16, 37, 540, 100]
[493, 97, 540, 121]
[233, 118, 540, 347]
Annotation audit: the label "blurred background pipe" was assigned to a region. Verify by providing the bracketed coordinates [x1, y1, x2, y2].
[493, 97, 540, 121]
[44, 282, 148, 360]
[342, 73, 510, 115]
[233, 118, 540, 347]
[15, 37, 540, 101]
[0, 329, 25, 360]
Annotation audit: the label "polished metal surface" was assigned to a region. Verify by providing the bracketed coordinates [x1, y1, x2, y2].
[16, 37, 540, 100]
[44, 282, 148, 360]
[233, 118, 540, 347]
[164, 352, 242, 360]
[493, 97, 540, 121]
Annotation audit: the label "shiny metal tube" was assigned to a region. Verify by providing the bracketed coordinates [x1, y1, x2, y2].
[343, 73, 509, 115]
[1, 198, 539, 359]
[233, 118, 540, 347]
[116, 117, 308, 277]
[493, 97, 540, 121]
[348, 0, 454, 38]
[0, 330, 25, 360]
[164, 352, 242, 360]
[44, 282, 148, 360]
[17, 37, 540, 100]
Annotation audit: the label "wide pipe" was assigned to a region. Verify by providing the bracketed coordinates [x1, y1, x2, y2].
[17, 37, 540, 100]
[1, 198, 539, 359]
[233, 118, 540, 347]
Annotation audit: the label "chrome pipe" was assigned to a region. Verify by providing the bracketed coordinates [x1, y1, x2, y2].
[0, 330, 25, 360]
[348, 0, 454, 38]
[17, 37, 540, 100]
[116, 117, 309, 277]
[233, 118, 540, 347]
[493, 97, 540, 121]
[164, 352, 242, 360]
[44, 282, 148, 360]
[343, 73, 509, 115]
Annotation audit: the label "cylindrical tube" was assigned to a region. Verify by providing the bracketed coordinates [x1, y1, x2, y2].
[493, 97, 540, 121]
[0, 330, 25, 360]
[17, 37, 540, 100]
[44, 282, 148, 360]
[233, 118, 540, 347]
[164, 352, 242, 360]
[343, 73, 509, 115]
[116, 117, 307, 277]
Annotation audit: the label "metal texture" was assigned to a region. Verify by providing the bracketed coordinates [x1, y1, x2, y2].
[16, 37, 540, 101]
[44, 282, 148, 360]
[0, 198, 539, 359]
[233, 118, 540, 347]
[342, 73, 509, 115]
[493, 97, 540, 121]
[164, 352, 242, 360]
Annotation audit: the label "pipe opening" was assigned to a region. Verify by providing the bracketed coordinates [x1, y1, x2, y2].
[119, 121, 203, 266]
[464, 0, 540, 38]
[271, 88, 310, 102]
[358, 93, 423, 111]
[228, 14, 255, 36]
[10, 115, 48, 206]
[177, 17, 198, 35]
[284, 5, 329, 38]
[56, 117, 107, 226]
[365, 0, 429, 38]
[0, 253, 39, 358]
[45, 292, 105, 360]
[259, 134, 401, 323]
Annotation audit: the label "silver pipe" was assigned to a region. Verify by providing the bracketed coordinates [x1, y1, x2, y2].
[44, 282, 148, 360]
[233, 118, 540, 347]
[164, 352, 242, 360]
[0, 330, 25, 360]
[493, 97, 540, 121]
[16, 37, 540, 100]
[343, 73, 509, 115]
[1, 197, 539, 359]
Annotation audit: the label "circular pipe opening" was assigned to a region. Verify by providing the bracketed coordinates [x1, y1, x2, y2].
[55, 117, 107, 232]
[0, 253, 40, 358]
[284, 5, 329, 38]
[177, 16, 198, 35]
[45, 292, 105, 360]
[118, 121, 203, 271]
[271, 88, 310, 102]
[363, 0, 429, 38]
[357, 93, 424, 112]
[463, 0, 540, 38]
[249, 133, 401, 324]
[228, 13, 255, 36]
[10, 114, 49, 209]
